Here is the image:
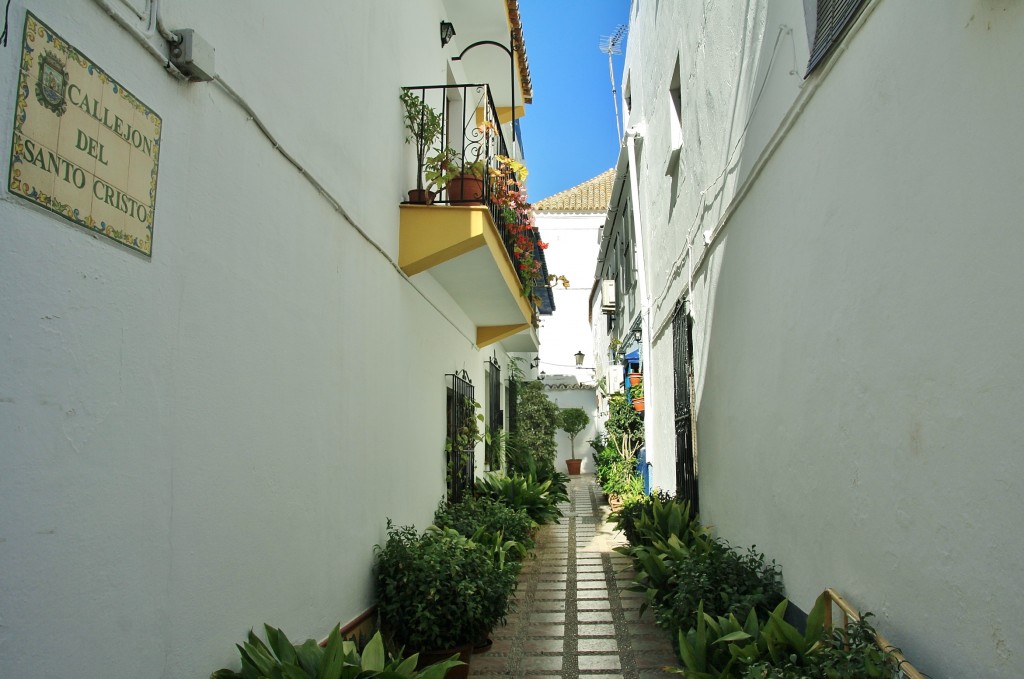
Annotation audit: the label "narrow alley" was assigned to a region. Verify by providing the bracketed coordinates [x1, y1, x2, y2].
[471, 476, 677, 679]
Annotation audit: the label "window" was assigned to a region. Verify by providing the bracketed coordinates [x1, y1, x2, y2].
[805, 0, 868, 76]
[446, 371, 476, 504]
[668, 58, 683, 153]
[484, 358, 501, 470]
[623, 73, 633, 122]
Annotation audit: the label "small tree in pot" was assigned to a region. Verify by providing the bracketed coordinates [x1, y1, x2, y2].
[559, 407, 590, 475]
[400, 89, 453, 204]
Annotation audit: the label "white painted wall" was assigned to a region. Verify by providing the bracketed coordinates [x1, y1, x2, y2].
[0, 1, 524, 677]
[536, 211, 603, 383]
[620, 0, 1024, 676]
[535, 210, 603, 474]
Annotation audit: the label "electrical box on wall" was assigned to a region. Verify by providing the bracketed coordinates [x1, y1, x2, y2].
[169, 29, 216, 82]
[600, 279, 616, 314]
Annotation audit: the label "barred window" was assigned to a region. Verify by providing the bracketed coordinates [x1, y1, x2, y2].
[806, 0, 868, 76]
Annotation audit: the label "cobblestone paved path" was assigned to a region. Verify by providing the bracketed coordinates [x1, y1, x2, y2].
[471, 475, 678, 678]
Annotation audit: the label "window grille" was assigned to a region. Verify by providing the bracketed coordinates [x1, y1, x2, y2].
[485, 358, 502, 470]
[446, 370, 476, 504]
[672, 301, 698, 514]
[507, 380, 519, 436]
[806, 0, 867, 75]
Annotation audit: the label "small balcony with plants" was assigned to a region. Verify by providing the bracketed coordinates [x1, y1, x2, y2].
[398, 84, 555, 351]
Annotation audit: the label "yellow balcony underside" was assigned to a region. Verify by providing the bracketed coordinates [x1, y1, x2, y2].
[399, 204, 535, 349]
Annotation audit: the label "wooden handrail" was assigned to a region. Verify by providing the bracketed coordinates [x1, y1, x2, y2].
[823, 588, 927, 679]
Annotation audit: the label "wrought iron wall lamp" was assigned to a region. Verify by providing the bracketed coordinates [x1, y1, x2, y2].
[440, 21, 456, 47]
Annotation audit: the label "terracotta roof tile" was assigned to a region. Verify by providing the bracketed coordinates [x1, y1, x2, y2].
[533, 169, 615, 212]
[507, 0, 533, 104]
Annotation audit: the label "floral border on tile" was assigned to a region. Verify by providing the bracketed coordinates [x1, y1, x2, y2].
[8, 11, 162, 257]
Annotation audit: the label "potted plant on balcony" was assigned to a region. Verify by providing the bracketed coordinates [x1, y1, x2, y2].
[559, 407, 590, 475]
[448, 159, 487, 205]
[401, 89, 447, 204]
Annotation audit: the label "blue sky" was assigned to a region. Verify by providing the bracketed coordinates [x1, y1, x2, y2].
[518, 0, 631, 202]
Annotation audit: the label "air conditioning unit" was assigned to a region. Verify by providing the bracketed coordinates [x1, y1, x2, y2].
[600, 279, 616, 314]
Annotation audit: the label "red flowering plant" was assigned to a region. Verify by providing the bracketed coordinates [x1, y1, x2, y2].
[489, 156, 570, 310]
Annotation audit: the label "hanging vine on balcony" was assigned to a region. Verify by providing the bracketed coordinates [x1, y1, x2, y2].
[489, 156, 570, 308]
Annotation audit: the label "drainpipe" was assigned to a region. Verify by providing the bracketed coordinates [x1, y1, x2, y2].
[624, 125, 656, 488]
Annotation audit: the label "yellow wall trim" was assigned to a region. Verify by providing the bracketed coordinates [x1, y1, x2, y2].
[399, 204, 488, 275]
[495, 105, 527, 124]
[478, 324, 531, 348]
[399, 203, 534, 339]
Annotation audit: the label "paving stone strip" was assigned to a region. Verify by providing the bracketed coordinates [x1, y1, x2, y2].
[471, 476, 678, 678]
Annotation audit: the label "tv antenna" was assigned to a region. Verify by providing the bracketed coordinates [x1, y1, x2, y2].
[599, 24, 628, 141]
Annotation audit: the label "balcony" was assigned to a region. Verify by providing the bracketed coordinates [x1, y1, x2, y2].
[398, 84, 552, 351]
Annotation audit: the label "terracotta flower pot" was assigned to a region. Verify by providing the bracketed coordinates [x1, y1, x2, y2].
[448, 177, 484, 205]
[407, 189, 436, 205]
[415, 643, 472, 679]
[632, 397, 645, 412]
[628, 372, 642, 386]
[566, 458, 582, 475]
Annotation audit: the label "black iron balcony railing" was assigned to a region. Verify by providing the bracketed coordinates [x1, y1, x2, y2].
[402, 84, 553, 316]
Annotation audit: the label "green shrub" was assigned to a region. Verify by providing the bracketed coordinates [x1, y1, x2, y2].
[743, 610, 896, 679]
[211, 626, 461, 679]
[592, 444, 621, 490]
[509, 381, 560, 473]
[433, 496, 534, 557]
[606, 392, 644, 452]
[475, 471, 562, 525]
[659, 540, 784, 631]
[672, 596, 897, 679]
[610, 489, 675, 547]
[374, 523, 510, 650]
[624, 495, 707, 550]
[592, 394, 644, 500]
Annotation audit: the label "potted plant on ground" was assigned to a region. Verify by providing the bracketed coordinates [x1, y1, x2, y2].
[400, 89, 449, 204]
[559, 407, 590, 475]
[375, 522, 514, 678]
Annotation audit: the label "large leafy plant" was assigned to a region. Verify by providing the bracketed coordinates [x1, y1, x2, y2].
[433, 496, 535, 558]
[606, 392, 644, 454]
[509, 380, 560, 473]
[474, 471, 563, 525]
[670, 595, 897, 679]
[660, 540, 784, 631]
[609, 490, 677, 547]
[211, 627, 461, 679]
[374, 523, 503, 651]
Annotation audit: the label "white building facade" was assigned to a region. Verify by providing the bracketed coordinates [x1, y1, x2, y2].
[534, 171, 612, 474]
[599, 1, 1024, 676]
[0, 1, 548, 677]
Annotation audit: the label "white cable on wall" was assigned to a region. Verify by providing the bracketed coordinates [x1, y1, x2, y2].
[88, 0, 480, 349]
